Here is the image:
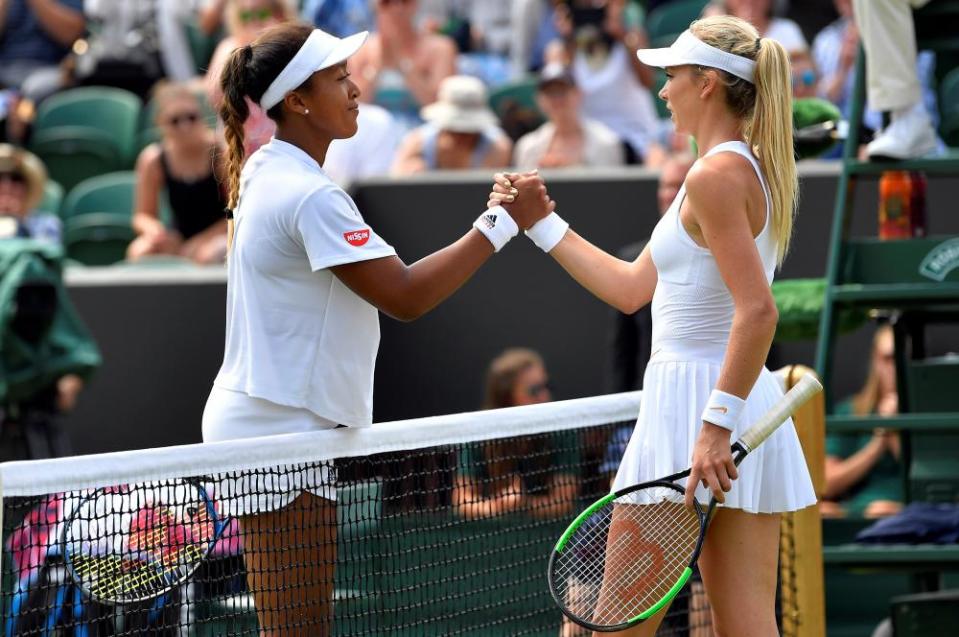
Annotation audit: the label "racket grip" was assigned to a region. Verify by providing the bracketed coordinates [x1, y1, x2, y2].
[737, 373, 823, 452]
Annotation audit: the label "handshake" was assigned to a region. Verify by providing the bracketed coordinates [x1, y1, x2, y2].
[474, 170, 569, 253]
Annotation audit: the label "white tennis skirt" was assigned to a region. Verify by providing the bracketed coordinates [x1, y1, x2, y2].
[202, 385, 338, 515]
[611, 350, 817, 514]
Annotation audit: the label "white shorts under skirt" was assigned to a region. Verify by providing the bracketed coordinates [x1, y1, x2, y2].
[611, 354, 817, 514]
[202, 385, 339, 515]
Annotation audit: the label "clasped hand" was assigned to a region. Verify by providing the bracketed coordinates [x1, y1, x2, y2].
[487, 170, 555, 230]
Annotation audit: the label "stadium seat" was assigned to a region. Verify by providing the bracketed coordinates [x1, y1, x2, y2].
[938, 67, 959, 147]
[63, 212, 136, 266]
[29, 126, 125, 192]
[37, 180, 64, 217]
[31, 86, 142, 171]
[60, 171, 137, 222]
[185, 19, 224, 75]
[645, 0, 709, 48]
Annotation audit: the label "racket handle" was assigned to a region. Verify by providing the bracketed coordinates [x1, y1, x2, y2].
[737, 373, 823, 452]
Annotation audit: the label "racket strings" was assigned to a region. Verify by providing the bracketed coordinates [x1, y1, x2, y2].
[552, 487, 702, 627]
[63, 481, 219, 603]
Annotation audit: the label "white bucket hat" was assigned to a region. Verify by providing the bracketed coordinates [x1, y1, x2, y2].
[260, 29, 369, 111]
[636, 30, 756, 84]
[420, 76, 499, 133]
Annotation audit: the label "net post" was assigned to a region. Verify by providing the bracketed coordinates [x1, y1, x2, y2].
[775, 365, 826, 637]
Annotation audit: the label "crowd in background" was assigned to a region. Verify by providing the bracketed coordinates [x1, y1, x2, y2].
[0, 0, 952, 267]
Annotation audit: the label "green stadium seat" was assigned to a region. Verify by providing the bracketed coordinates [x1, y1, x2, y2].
[645, 0, 709, 48]
[31, 87, 142, 169]
[63, 212, 135, 266]
[37, 180, 64, 217]
[185, 19, 224, 74]
[29, 127, 124, 193]
[938, 67, 959, 147]
[60, 171, 137, 222]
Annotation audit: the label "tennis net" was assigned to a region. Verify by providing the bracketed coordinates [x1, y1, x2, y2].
[0, 392, 798, 636]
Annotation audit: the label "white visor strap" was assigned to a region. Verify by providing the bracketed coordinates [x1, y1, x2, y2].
[259, 30, 338, 111]
[639, 30, 757, 84]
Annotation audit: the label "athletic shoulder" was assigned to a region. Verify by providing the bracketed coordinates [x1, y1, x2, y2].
[685, 152, 752, 202]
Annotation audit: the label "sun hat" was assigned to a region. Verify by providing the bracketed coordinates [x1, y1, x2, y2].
[420, 75, 499, 133]
[260, 29, 369, 111]
[636, 29, 756, 84]
[0, 144, 47, 212]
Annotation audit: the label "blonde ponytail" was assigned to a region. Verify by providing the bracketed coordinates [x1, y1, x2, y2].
[752, 37, 797, 265]
[690, 16, 798, 265]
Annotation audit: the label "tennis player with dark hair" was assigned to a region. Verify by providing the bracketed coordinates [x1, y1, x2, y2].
[201, 22, 552, 635]
[490, 16, 815, 636]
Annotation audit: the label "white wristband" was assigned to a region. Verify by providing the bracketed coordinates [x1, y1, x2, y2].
[473, 206, 519, 252]
[525, 212, 569, 252]
[701, 389, 746, 432]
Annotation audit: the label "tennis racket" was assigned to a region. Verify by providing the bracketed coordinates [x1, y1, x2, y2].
[61, 478, 231, 604]
[547, 373, 822, 632]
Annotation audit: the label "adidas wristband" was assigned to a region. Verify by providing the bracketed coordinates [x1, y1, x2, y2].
[525, 212, 569, 252]
[473, 206, 519, 252]
[701, 389, 746, 432]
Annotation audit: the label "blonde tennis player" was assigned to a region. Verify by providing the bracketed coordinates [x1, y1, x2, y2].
[202, 21, 551, 636]
[489, 16, 815, 637]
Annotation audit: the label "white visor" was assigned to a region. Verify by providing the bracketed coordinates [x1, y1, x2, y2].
[636, 30, 756, 84]
[259, 29, 369, 111]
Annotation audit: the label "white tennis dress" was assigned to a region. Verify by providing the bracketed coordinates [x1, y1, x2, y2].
[611, 141, 816, 513]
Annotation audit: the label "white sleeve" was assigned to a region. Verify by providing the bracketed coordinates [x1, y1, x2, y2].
[293, 186, 397, 272]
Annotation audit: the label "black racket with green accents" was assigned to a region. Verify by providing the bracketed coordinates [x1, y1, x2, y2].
[547, 373, 822, 632]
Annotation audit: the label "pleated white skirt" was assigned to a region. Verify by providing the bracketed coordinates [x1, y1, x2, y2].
[202, 385, 338, 514]
[611, 353, 817, 514]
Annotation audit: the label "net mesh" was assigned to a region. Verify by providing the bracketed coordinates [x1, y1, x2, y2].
[0, 393, 797, 636]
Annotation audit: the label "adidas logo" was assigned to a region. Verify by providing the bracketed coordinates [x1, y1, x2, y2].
[481, 214, 497, 230]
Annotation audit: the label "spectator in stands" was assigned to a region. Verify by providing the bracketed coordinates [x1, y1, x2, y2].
[391, 75, 511, 174]
[813, 0, 940, 158]
[513, 62, 624, 169]
[453, 348, 580, 521]
[820, 324, 903, 519]
[349, 0, 457, 130]
[704, 0, 809, 55]
[851, 0, 939, 160]
[78, 0, 198, 94]
[206, 0, 295, 156]
[545, 0, 662, 165]
[0, 144, 60, 243]
[0, 0, 85, 103]
[300, 0, 374, 38]
[324, 103, 402, 186]
[128, 83, 228, 264]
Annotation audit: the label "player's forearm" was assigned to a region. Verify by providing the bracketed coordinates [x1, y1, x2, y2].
[714, 300, 778, 400]
[550, 230, 651, 314]
[390, 230, 493, 321]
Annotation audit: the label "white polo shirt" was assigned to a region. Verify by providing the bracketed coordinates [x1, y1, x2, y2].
[214, 138, 396, 427]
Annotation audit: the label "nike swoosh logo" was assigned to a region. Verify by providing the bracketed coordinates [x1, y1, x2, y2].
[707, 406, 729, 414]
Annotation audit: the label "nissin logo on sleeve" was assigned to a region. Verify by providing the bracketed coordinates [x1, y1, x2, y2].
[344, 229, 371, 247]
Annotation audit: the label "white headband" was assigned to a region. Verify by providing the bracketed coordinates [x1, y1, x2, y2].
[636, 30, 756, 83]
[259, 29, 369, 111]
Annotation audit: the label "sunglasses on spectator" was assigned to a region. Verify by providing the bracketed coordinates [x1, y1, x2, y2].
[526, 381, 552, 397]
[165, 111, 201, 128]
[239, 7, 273, 23]
[0, 171, 26, 185]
